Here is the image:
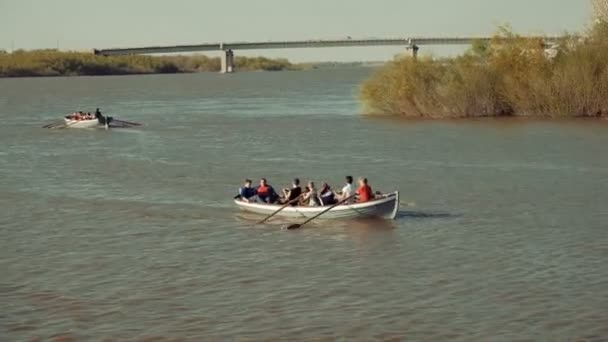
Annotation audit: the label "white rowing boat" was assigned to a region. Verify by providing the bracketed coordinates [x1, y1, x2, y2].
[43, 112, 142, 129]
[235, 191, 400, 220]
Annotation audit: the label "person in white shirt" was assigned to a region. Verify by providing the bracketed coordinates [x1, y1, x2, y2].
[338, 175, 355, 204]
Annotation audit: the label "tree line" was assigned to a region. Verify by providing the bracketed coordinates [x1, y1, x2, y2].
[0, 50, 298, 77]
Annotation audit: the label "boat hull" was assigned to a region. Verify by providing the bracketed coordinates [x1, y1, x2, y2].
[63, 118, 104, 129]
[235, 191, 399, 220]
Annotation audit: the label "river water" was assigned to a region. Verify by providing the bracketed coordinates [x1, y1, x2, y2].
[1, 69, 607, 341]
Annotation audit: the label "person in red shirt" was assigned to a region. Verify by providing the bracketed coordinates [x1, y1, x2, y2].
[256, 178, 279, 204]
[357, 177, 374, 202]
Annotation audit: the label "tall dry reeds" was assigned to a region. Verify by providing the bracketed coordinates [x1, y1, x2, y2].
[360, 22, 608, 118]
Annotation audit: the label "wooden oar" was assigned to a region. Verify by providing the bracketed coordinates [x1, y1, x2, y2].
[58, 120, 81, 129]
[43, 121, 64, 128]
[285, 194, 356, 230]
[113, 119, 143, 126]
[258, 194, 302, 224]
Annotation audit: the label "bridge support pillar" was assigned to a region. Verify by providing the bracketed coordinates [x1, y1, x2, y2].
[411, 45, 419, 59]
[220, 49, 234, 73]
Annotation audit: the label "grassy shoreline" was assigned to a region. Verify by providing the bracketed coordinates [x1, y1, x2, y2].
[360, 22, 608, 119]
[0, 50, 301, 77]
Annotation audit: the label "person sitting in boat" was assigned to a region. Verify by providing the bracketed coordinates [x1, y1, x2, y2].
[235, 179, 256, 202]
[356, 177, 375, 203]
[256, 178, 279, 204]
[319, 182, 336, 206]
[281, 178, 302, 205]
[302, 181, 321, 206]
[336, 175, 355, 204]
[70, 111, 82, 120]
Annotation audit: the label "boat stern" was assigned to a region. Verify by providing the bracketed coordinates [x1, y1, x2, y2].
[390, 191, 400, 220]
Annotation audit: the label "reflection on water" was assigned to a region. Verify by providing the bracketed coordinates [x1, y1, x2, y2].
[1, 70, 608, 340]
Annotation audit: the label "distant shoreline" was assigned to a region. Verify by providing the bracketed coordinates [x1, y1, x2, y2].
[0, 50, 295, 77]
[0, 49, 383, 78]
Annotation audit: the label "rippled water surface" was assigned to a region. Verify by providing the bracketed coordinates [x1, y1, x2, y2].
[1, 69, 607, 341]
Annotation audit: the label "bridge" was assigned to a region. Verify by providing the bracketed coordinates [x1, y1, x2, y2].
[94, 36, 559, 73]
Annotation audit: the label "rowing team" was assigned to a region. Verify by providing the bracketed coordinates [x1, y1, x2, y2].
[235, 176, 375, 206]
[67, 108, 103, 121]
[68, 111, 95, 121]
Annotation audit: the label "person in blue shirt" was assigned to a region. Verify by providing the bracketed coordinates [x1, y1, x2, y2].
[319, 182, 337, 205]
[235, 179, 256, 202]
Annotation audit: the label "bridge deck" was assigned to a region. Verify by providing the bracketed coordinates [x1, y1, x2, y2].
[94, 37, 560, 56]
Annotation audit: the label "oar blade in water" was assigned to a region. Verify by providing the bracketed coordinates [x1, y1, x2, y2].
[284, 223, 301, 230]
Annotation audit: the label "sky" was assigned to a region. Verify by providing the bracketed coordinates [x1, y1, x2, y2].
[0, 0, 592, 62]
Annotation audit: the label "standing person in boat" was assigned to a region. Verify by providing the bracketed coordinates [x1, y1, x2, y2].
[356, 177, 375, 203]
[337, 175, 355, 204]
[94, 108, 106, 124]
[281, 178, 302, 205]
[319, 182, 337, 205]
[235, 179, 256, 202]
[302, 181, 321, 206]
[256, 178, 279, 204]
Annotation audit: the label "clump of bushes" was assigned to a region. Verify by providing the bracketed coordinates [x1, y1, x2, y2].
[360, 22, 608, 118]
[0, 50, 297, 77]
[237, 57, 293, 71]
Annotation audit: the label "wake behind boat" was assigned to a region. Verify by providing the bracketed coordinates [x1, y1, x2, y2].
[235, 191, 400, 220]
[43, 108, 143, 129]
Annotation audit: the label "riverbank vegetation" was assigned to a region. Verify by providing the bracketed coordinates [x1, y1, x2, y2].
[0, 50, 297, 77]
[360, 21, 608, 118]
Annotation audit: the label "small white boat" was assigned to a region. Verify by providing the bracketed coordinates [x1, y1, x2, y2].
[235, 191, 400, 220]
[43, 112, 142, 129]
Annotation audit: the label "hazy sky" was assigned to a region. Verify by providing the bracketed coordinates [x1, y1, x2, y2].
[0, 0, 592, 61]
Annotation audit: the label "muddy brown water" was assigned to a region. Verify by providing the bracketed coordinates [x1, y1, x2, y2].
[1, 69, 607, 341]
